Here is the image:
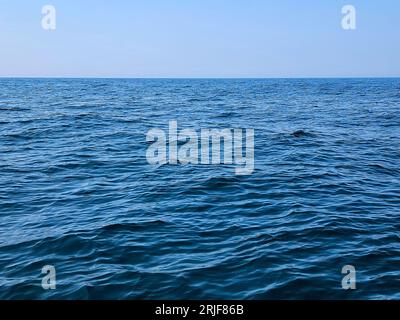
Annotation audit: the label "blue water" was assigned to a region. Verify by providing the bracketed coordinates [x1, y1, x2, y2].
[0, 78, 399, 299]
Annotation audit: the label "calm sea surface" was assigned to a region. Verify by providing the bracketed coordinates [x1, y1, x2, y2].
[0, 78, 399, 299]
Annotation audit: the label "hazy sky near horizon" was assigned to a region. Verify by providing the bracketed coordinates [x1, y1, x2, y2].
[0, 0, 399, 78]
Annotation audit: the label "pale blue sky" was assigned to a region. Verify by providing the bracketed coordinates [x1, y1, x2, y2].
[0, 0, 399, 77]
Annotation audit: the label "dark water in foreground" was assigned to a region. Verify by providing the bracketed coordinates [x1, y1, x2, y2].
[0, 78, 399, 299]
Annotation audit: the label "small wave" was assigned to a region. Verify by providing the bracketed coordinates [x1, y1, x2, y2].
[291, 130, 316, 138]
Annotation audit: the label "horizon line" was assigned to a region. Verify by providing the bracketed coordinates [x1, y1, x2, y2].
[1, 76, 400, 80]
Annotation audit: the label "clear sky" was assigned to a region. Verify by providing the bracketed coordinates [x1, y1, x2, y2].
[0, 0, 399, 78]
